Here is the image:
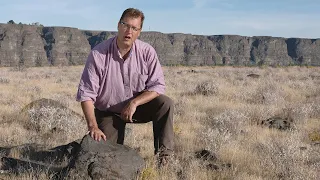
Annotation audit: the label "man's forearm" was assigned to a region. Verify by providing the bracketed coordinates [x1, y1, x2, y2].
[81, 100, 98, 130]
[130, 91, 159, 107]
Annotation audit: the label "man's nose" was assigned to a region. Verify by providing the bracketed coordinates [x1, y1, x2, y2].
[125, 27, 133, 33]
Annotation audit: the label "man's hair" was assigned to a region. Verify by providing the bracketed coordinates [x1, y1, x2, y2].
[119, 8, 145, 29]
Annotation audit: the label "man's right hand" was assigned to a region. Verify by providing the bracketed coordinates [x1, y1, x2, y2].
[81, 101, 106, 142]
[88, 126, 107, 141]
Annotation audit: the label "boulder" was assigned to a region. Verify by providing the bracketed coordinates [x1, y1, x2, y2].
[67, 135, 145, 180]
[20, 98, 87, 142]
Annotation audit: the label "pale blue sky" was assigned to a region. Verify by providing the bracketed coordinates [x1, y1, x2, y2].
[0, 0, 319, 38]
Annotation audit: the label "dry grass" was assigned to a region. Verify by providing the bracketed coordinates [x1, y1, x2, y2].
[0, 65, 320, 179]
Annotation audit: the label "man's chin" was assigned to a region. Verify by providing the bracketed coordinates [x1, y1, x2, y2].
[123, 41, 133, 46]
[118, 38, 133, 48]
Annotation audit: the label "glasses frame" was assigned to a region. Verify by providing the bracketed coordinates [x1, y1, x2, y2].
[119, 21, 141, 32]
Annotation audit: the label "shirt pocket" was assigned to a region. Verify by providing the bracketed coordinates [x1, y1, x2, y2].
[131, 72, 148, 93]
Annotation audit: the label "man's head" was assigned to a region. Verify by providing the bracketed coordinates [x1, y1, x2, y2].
[117, 8, 145, 49]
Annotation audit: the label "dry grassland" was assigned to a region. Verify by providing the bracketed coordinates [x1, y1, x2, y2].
[0, 65, 319, 179]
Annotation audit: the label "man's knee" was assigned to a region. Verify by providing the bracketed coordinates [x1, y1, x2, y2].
[157, 95, 174, 111]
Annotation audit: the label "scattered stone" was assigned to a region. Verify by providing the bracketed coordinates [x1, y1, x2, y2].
[195, 149, 217, 162]
[221, 163, 232, 169]
[247, 73, 260, 78]
[189, 69, 198, 73]
[310, 75, 320, 80]
[261, 117, 291, 130]
[177, 169, 187, 180]
[206, 163, 219, 170]
[312, 142, 320, 146]
[194, 149, 231, 171]
[299, 147, 307, 151]
[176, 71, 184, 75]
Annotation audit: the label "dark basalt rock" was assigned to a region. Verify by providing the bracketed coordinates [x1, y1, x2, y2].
[0, 135, 145, 180]
[194, 149, 232, 171]
[66, 135, 146, 180]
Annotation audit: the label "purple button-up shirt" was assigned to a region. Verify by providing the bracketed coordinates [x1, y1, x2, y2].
[76, 36, 165, 113]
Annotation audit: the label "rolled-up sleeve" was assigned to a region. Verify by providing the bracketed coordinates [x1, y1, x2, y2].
[145, 48, 165, 94]
[76, 51, 101, 102]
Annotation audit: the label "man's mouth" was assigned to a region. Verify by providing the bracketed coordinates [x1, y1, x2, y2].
[124, 36, 131, 40]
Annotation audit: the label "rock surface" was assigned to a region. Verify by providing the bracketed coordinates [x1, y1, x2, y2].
[67, 135, 145, 180]
[0, 140, 81, 177]
[0, 135, 145, 180]
[0, 23, 319, 67]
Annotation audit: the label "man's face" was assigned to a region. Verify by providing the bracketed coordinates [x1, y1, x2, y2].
[117, 16, 142, 48]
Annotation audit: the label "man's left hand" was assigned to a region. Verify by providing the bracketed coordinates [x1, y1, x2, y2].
[121, 101, 137, 122]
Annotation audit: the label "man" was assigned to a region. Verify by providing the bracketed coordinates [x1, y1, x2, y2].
[76, 8, 174, 164]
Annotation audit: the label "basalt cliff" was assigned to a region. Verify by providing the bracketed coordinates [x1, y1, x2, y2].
[0, 23, 319, 67]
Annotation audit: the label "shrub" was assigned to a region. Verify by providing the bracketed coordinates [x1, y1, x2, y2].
[0, 77, 10, 84]
[26, 106, 86, 137]
[309, 131, 320, 142]
[194, 81, 219, 96]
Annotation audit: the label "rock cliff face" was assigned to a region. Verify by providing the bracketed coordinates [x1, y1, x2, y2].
[0, 24, 48, 67]
[0, 23, 319, 67]
[43, 27, 91, 66]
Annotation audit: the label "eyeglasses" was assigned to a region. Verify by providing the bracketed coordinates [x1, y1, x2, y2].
[119, 21, 141, 32]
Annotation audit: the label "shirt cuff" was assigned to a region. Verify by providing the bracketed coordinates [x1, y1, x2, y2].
[76, 88, 97, 102]
[146, 86, 165, 95]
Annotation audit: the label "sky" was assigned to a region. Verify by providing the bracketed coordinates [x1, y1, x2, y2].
[0, 0, 319, 38]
